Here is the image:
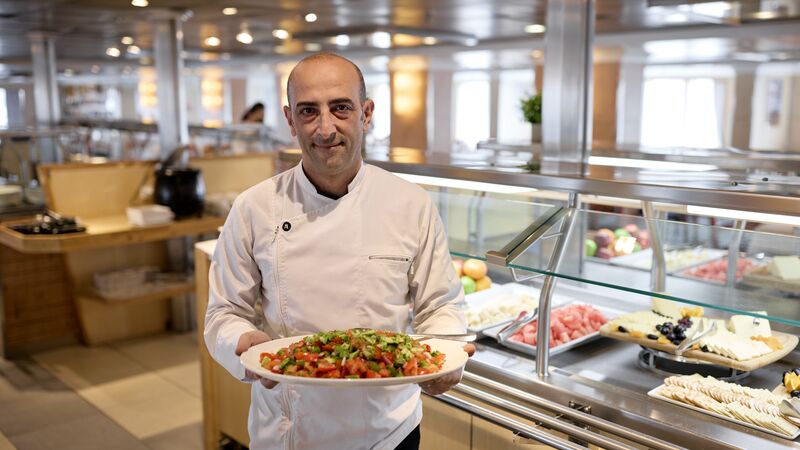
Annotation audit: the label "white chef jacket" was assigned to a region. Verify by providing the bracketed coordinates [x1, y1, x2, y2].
[204, 160, 466, 450]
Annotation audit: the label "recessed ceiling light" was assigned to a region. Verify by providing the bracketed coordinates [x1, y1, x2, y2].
[335, 34, 350, 46]
[130, 0, 148, 7]
[204, 36, 221, 47]
[106, 47, 121, 57]
[121, 36, 134, 45]
[305, 42, 322, 52]
[371, 31, 392, 49]
[127, 45, 141, 54]
[305, 13, 317, 22]
[531, 49, 543, 58]
[752, 10, 779, 19]
[423, 36, 437, 45]
[222, 7, 238, 15]
[665, 13, 688, 23]
[524, 24, 546, 33]
[236, 31, 253, 44]
[272, 29, 290, 40]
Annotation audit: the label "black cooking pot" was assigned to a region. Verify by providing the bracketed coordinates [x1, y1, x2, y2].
[154, 167, 205, 218]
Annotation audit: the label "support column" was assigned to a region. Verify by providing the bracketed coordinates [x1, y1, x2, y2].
[389, 56, 428, 150]
[592, 47, 621, 146]
[731, 62, 757, 150]
[616, 48, 646, 146]
[28, 32, 61, 127]
[5, 88, 26, 128]
[489, 70, 500, 139]
[153, 13, 188, 157]
[541, 0, 595, 175]
[428, 69, 453, 153]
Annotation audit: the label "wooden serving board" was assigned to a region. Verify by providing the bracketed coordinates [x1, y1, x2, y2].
[743, 266, 800, 294]
[598, 324, 799, 372]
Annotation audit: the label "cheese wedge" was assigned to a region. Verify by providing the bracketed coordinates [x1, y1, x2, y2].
[769, 256, 800, 281]
[729, 312, 771, 338]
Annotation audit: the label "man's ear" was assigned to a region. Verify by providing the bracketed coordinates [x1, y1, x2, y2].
[283, 105, 297, 137]
[361, 99, 375, 133]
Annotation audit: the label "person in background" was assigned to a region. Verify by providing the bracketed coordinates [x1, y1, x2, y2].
[205, 52, 473, 450]
[241, 102, 265, 123]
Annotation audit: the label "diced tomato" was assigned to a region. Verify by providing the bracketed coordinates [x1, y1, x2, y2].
[365, 370, 381, 378]
[296, 352, 319, 363]
[403, 357, 419, 376]
[321, 369, 342, 378]
[316, 360, 337, 372]
[322, 344, 335, 352]
[382, 353, 394, 366]
[378, 368, 390, 377]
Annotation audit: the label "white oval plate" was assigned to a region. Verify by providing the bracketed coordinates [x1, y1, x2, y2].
[240, 335, 470, 387]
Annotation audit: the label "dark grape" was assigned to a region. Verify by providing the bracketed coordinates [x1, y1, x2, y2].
[618, 326, 628, 333]
[792, 390, 800, 398]
[671, 339, 682, 346]
[794, 368, 800, 376]
[647, 334, 658, 340]
[666, 333, 676, 341]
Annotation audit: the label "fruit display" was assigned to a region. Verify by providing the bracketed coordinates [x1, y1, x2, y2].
[453, 258, 491, 294]
[587, 224, 650, 259]
[508, 304, 609, 348]
[782, 369, 800, 398]
[682, 258, 762, 283]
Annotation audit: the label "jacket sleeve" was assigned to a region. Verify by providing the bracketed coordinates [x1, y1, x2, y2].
[409, 199, 467, 335]
[204, 196, 262, 380]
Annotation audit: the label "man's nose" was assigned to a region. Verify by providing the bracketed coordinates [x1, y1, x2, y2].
[317, 110, 337, 139]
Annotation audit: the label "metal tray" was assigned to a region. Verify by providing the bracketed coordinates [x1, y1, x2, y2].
[608, 247, 727, 274]
[648, 386, 800, 440]
[481, 303, 624, 357]
[463, 283, 573, 333]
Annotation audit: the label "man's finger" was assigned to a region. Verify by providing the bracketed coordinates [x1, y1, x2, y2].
[463, 343, 476, 357]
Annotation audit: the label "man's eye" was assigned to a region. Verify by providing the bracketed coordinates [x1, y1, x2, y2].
[300, 107, 316, 115]
[334, 105, 353, 112]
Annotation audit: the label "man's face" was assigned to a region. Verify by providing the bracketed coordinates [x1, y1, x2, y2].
[283, 59, 374, 180]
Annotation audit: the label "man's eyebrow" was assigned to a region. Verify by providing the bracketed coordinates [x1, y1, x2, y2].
[294, 101, 318, 109]
[328, 98, 355, 106]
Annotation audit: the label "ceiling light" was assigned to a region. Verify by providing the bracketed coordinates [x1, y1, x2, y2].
[130, 0, 148, 7]
[106, 47, 121, 57]
[371, 31, 392, 49]
[752, 10, 779, 19]
[335, 34, 350, 46]
[305, 42, 322, 52]
[664, 13, 688, 23]
[91, 65, 100, 74]
[121, 36, 134, 45]
[524, 24, 546, 34]
[127, 45, 141, 55]
[423, 36, 437, 45]
[465, 38, 478, 47]
[530, 49, 543, 58]
[272, 29, 290, 40]
[236, 31, 253, 44]
[222, 7, 238, 15]
[204, 36, 221, 47]
[305, 13, 317, 22]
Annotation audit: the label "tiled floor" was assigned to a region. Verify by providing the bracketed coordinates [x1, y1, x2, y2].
[0, 332, 204, 450]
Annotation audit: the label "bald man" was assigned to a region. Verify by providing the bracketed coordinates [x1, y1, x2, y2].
[205, 53, 470, 450]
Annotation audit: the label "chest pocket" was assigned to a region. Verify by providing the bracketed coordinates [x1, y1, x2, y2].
[365, 254, 414, 305]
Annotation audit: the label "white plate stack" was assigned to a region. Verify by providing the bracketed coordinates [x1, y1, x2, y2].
[126, 205, 175, 226]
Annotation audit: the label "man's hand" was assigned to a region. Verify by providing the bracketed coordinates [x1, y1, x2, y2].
[236, 330, 278, 389]
[419, 343, 475, 396]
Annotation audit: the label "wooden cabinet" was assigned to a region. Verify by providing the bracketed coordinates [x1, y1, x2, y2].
[420, 395, 472, 450]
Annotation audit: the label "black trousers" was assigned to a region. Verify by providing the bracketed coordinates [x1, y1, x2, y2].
[393, 426, 420, 450]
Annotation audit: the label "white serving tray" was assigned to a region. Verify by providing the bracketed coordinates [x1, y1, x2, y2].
[648, 385, 800, 440]
[608, 247, 727, 274]
[463, 283, 573, 333]
[481, 303, 623, 357]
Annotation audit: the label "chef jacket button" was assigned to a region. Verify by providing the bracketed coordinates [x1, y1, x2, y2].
[282, 221, 291, 232]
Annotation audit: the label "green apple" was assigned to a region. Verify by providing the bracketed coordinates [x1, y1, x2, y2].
[585, 239, 598, 257]
[614, 228, 631, 238]
[460, 276, 477, 295]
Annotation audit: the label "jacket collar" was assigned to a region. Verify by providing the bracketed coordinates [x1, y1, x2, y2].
[296, 159, 366, 201]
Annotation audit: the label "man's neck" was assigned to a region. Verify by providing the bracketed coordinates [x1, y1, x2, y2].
[302, 162, 360, 200]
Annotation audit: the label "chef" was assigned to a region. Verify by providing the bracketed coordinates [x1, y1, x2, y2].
[205, 52, 472, 450]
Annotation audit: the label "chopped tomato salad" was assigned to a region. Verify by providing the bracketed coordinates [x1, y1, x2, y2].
[260, 329, 446, 379]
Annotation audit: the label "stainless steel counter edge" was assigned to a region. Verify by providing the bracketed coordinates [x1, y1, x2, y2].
[460, 351, 800, 450]
[367, 159, 800, 216]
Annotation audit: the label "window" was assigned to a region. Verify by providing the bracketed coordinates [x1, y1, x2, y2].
[364, 73, 390, 145]
[453, 71, 490, 150]
[0, 89, 7, 128]
[497, 69, 536, 142]
[640, 76, 723, 149]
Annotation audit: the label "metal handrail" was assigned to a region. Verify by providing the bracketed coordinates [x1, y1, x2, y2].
[452, 383, 641, 450]
[436, 393, 586, 450]
[461, 371, 683, 450]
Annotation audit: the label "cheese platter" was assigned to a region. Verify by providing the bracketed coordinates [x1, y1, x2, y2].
[743, 263, 800, 295]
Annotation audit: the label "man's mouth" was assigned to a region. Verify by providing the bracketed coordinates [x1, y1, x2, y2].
[315, 142, 344, 149]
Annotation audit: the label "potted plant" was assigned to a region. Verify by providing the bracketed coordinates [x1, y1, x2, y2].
[520, 93, 542, 143]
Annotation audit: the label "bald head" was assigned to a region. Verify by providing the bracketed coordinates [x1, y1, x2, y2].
[286, 52, 367, 107]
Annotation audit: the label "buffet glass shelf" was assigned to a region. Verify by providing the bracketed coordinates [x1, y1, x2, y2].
[508, 208, 800, 328]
